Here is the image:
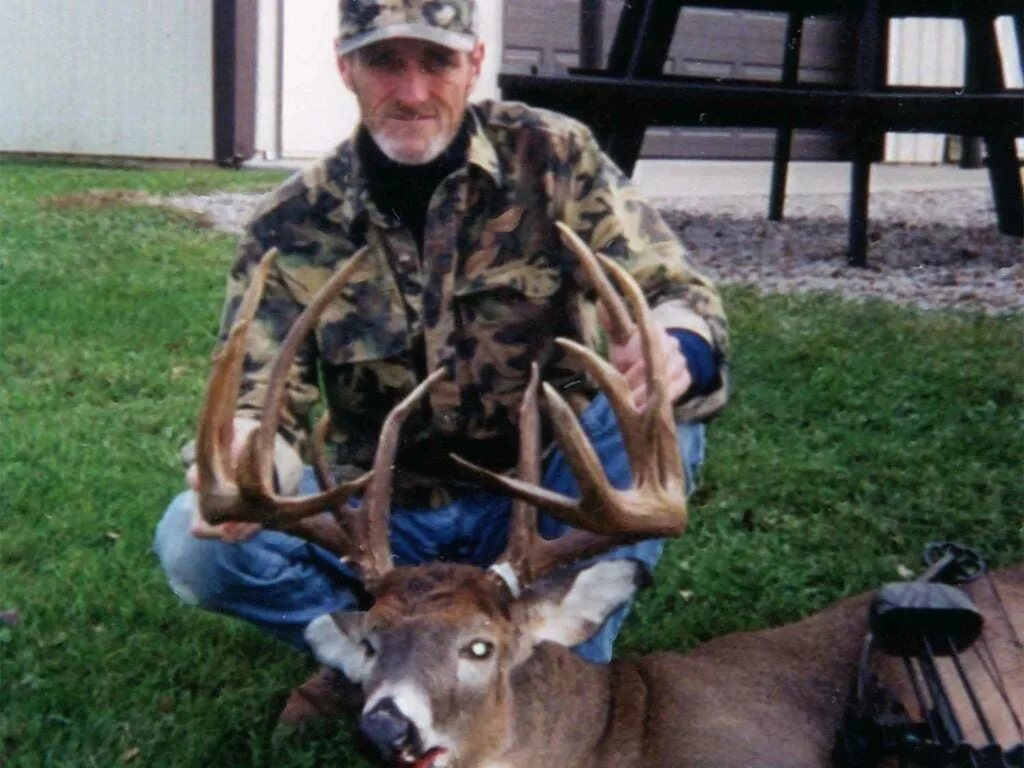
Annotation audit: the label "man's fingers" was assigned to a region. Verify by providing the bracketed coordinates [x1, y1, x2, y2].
[187, 495, 261, 542]
[623, 336, 686, 391]
[666, 358, 692, 402]
[186, 463, 199, 491]
[189, 501, 224, 540]
[629, 351, 691, 409]
[624, 360, 646, 393]
[221, 522, 262, 543]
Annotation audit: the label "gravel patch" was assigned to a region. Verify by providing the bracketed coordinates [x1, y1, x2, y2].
[162, 187, 1022, 315]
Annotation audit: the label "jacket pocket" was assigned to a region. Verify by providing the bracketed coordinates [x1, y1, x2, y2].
[455, 263, 563, 339]
[315, 275, 409, 366]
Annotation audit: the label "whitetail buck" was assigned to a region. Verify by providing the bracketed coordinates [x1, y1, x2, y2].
[195, 228, 1023, 768]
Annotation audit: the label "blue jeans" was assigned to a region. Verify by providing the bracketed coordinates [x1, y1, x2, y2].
[154, 395, 705, 663]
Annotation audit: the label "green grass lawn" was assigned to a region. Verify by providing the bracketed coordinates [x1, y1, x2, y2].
[1, 160, 1021, 767]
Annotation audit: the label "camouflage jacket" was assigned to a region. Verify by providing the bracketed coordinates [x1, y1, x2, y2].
[219, 100, 729, 506]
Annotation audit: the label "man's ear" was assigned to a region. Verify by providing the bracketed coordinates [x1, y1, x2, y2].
[336, 46, 355, 92]
[467, 40, 485, 90]
[305, 611, 373, 683]
[511, 560, 646, 654]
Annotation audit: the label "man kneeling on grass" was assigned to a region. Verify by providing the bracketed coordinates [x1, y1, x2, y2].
[154, 0, 728, 732]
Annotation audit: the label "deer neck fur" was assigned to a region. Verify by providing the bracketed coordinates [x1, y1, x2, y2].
[484, 642, 651, 768]
[492, 593, 877, 768]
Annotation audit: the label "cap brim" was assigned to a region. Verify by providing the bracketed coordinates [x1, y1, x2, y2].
[337, 23, 476, 56]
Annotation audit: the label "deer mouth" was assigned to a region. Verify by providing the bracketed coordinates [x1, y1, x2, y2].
[397, 745, 448, 768]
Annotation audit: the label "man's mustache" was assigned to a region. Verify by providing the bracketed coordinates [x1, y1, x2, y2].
[385, 106, 439, 120]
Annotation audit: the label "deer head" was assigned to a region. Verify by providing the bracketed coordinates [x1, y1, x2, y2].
[194, 227, 689, 767]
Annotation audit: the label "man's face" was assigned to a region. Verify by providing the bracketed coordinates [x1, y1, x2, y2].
[338, 38, 484, 165]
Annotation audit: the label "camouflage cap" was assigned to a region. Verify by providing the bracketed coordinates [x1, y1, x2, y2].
[338, 0, 478, 56]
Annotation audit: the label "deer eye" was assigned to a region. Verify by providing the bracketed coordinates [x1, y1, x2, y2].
[361, 638, 377, 659]
[462, 640, 494, 661]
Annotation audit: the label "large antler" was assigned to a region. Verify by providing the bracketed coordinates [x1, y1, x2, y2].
[193, 244, 444, 586]
[195, 247, 374, 527]
[455, 223, 688, 588]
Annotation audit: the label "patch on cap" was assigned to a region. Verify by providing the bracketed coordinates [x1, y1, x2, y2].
[338, 0, 477, 56]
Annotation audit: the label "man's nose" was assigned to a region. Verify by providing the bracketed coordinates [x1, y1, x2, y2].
[394, 71, 430, 105]
[361, 697, 418, 758]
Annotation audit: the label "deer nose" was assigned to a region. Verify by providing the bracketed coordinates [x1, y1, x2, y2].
[361, 697, 417, 757]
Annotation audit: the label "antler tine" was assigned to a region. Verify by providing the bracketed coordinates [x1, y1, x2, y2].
[596, 254, 682, 496]
[489, 364, 544, 590]
[195, 250, 276, 520]
[197, 248, 374, 527]
[310, 411, 334, 492]
[555, 224, 684, 500]
[553, 223, 649, 472]
[356, 368, 447, 589]
[556, 222, 633, 344]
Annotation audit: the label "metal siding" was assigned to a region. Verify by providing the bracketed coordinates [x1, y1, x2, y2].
[995, 16, 1024, 158]
[1, 0, 214, 160]
[885, 18, 964, 163]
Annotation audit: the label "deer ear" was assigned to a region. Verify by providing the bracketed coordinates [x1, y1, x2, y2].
[304, 612, 374, 683]
[513, 560, 645, 651]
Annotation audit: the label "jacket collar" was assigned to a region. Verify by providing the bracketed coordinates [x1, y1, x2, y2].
[324, 104, 503, 233]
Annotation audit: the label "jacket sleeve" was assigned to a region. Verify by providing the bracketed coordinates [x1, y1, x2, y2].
[553, 124, 730, 423]
[215, 226, 321, 456]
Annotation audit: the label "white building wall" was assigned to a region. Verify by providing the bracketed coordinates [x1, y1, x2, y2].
[255, 0, 283, 159]
[1, 0, 214, 160]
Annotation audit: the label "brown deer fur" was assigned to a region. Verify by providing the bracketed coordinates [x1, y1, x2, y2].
[307, 562, 1022, 768]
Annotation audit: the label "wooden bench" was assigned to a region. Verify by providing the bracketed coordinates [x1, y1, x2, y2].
[500, 0, 1024, 266]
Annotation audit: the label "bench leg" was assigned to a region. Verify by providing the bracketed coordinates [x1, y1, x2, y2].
[848, 139, 874, 268]
[769, 13, 805, 221]
[965, 13, 1024, 237]
[959, 26, 985, 169]
[984, 135, 1024, 236]
[846, 0, 887, 267]
[603, 0, 682, 175]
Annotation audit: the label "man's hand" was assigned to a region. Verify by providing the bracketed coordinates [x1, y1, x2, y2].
[185, 417, 263, 543]
[601, 305, 691, 409]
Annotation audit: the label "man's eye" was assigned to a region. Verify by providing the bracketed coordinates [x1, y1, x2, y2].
[461, 640, 494, 660]
[422, 53, 455, 74]
[363, 52, 403, 72]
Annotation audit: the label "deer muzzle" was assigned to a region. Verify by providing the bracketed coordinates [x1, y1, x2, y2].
[361, 697, 424, 764]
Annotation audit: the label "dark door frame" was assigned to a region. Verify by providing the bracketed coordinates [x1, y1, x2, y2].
[213, 0, 258, 167]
